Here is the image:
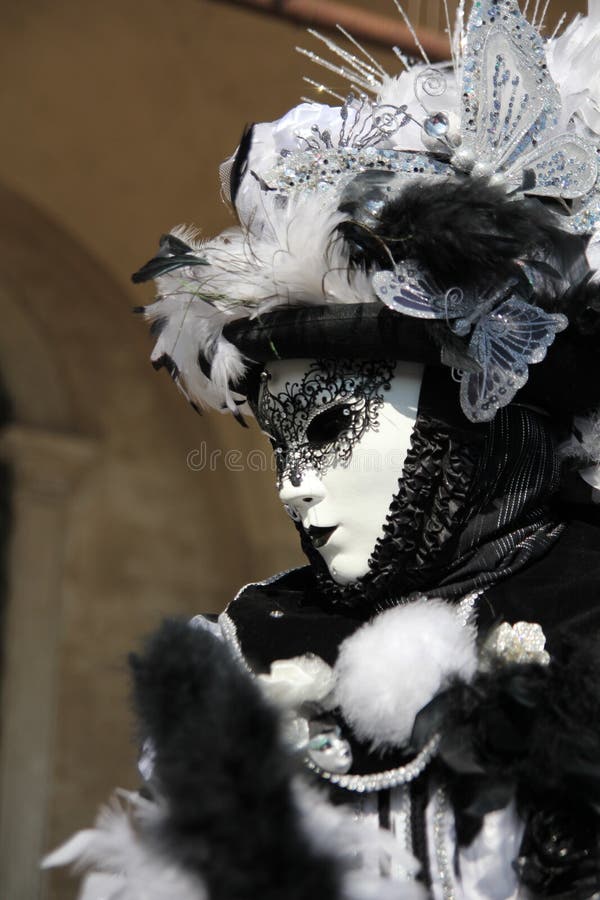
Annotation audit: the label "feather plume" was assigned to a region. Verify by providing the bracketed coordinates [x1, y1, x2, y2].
[547, 1, 600, 135]
[293, 781, 426, 900]
[357, 176, 561, 289]
[43, 792, 207, 900]
[129, 619, 343, 900]
[138, 194, 376, 413]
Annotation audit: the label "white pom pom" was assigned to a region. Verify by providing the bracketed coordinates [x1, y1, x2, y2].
[334, 599, 477, 750]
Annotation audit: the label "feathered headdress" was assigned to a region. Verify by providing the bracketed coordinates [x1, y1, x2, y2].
[133, 0, 600, 444]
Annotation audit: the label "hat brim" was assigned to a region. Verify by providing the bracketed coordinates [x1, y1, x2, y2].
[222, 302, 441, 365]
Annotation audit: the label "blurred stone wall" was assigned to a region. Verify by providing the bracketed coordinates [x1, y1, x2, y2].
[0, 1, 586, 898]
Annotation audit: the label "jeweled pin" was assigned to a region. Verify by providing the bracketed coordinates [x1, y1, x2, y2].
[424, 112, 450, 138]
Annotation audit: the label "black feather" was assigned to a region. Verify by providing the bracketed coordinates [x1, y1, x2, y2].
[132, 233, 208, 284]
[197, 351, 212, 380]
[149, 316, 167, 338]
[129, 620, 342, 900]
[412, 630, 600, 888]
[152, 353, 179, 379]
[229, 124, 254, 209]
[232, 405, 249, 428]
[560, 272, 600, 337]
[343, 176, 563, 289]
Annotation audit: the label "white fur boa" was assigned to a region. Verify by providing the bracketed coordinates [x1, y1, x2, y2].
[334, 598, 477, 750]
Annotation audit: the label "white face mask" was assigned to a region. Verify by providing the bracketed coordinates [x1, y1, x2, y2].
[257, 359, 423, 585]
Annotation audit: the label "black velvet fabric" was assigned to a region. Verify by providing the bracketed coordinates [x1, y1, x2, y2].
[479, 517, 600, 649]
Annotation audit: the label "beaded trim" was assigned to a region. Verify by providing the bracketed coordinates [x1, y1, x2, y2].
[432, 786, 456, 900]
[455, 589, 482, 627]
[304, 732, 441, 793]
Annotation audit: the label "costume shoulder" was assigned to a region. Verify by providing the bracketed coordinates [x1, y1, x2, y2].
[220, 566, 363, 671]
[480, 518, 600, 645]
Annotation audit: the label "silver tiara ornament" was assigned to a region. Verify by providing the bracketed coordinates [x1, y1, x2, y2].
[289, 0, 600, 219]
[373, 261, 568, 422]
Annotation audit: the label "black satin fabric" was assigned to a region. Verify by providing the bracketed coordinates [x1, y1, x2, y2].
[302, 367, 564, 611]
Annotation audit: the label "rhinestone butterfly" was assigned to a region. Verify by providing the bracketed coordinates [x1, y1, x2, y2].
[373, 261, 567, 422]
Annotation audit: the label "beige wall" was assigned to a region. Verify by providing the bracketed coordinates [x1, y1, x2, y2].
[0, 1, 587, 898]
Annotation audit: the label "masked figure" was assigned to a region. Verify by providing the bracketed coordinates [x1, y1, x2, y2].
[48, 2, 600, 898]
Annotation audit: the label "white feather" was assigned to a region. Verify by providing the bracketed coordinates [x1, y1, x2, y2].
[559, 410, 600, 465]
[43, 792, 206, 900]
[144, 193, 376, 411]
[334, 598, 477, 750]
[547, 1, 600, 134]
[293, 779, 426, 900]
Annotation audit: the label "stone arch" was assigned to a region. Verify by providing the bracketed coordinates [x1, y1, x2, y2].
[0, 183, 296, 899]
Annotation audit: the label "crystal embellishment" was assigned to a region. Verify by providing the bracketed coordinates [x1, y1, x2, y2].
[424, 112, 450, 138]
[480, 621, 551, 670]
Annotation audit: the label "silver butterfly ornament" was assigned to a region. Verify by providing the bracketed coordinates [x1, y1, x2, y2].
[372, 262, 567, 423]
[369, 0, 592, 422]
[454, 0, 597, 206]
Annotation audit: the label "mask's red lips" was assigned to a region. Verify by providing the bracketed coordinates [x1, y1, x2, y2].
[308, 525, 338, 549]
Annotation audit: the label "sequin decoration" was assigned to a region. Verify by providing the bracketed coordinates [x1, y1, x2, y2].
[263, 92, 452, 199]
[266, 145, 450, 200]
[290, 0, 600, 234]
[457, 0, 598, 205]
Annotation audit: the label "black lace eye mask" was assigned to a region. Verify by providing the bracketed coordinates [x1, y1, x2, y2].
[255, 359, 396, 487]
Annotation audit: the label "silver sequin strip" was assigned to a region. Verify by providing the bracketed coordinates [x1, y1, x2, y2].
[433, 786, 456, 900]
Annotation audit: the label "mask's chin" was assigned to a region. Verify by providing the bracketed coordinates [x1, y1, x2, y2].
[297, 517, 384, 598]
[317, 544, 373, 586]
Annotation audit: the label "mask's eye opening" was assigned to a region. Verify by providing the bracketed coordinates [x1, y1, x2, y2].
[306, 404, 352, 447]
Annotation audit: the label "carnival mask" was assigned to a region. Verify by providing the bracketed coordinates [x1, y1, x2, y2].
[256, 359, 423, 584]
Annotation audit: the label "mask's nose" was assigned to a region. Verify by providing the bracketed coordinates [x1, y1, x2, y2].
[278, 469, 326, 521]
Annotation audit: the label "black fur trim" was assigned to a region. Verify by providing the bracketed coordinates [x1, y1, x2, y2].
[130, 620, 342, 900]
[560, 273, 600, 337]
